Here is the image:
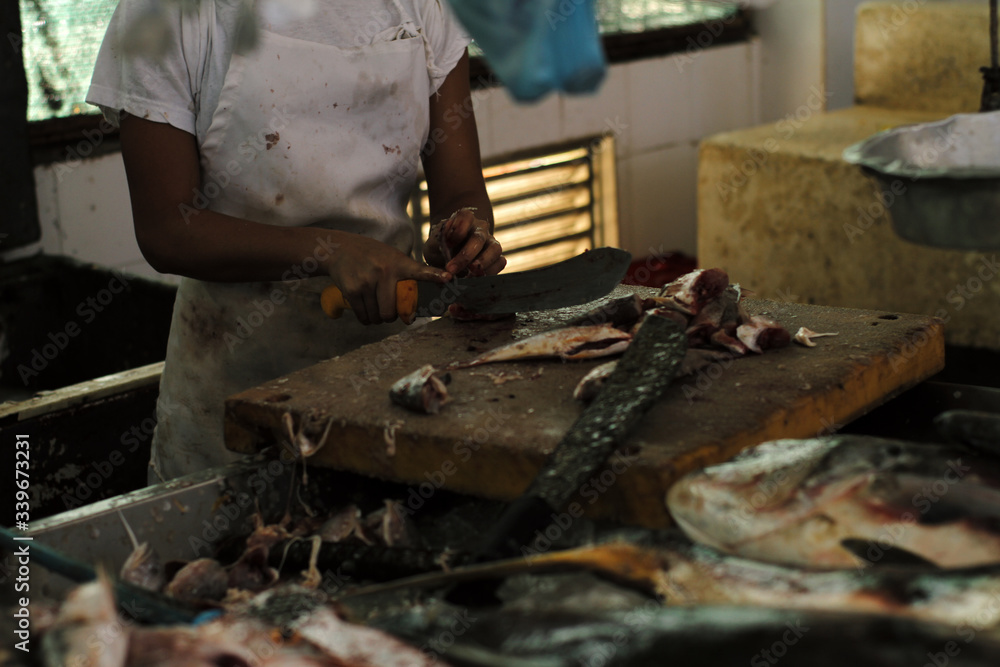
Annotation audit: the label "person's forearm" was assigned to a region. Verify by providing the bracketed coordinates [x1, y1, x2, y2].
[135, 207, 351, 283]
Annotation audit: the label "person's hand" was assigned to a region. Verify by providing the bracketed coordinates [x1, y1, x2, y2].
[327, 234, 451, 325]
[423, 208, 506, 277]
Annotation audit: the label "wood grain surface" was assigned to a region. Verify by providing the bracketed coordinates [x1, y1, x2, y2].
[225, 287, 945, 527]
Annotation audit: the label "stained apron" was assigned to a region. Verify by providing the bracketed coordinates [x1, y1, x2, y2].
[151, 2, 432, 481]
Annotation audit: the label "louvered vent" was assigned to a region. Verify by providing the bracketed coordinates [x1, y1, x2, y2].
[413, 136, 619, 272]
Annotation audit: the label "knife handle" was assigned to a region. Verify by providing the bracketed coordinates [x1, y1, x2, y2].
[320, 280, 419, 324]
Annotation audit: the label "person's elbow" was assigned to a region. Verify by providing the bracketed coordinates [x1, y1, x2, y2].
[134, 213, 186, 275]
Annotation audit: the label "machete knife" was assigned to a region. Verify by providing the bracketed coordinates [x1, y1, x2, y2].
[320, 247, 632, 322]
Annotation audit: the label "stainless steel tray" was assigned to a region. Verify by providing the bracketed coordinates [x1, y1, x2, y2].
[843, 111, 1000, 250]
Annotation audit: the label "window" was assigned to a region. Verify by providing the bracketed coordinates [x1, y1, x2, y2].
[412, 136, 619, 273]
[19, 0, 745, 123]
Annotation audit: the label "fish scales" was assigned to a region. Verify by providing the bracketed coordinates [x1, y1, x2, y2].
[529, 313, 688, 510]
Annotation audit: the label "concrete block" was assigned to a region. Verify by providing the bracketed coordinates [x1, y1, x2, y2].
[855, 2, 991, 113]
[698, 105, 1000, 349]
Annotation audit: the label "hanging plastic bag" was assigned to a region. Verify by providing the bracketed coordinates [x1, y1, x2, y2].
[445, 0, 607, 102]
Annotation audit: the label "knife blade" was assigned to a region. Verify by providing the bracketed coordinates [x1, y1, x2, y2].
[320, 247, 632, 322]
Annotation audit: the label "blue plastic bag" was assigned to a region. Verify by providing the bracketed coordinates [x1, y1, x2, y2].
[446, 0, 607, 102]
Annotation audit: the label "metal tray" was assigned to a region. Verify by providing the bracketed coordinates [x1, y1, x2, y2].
[843, 111, 1000, 250]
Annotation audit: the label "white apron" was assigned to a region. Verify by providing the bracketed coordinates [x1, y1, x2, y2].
[151, 2, 432, 481]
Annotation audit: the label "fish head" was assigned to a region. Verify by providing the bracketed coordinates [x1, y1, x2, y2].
[667, 438, 841, 552]
[120, 541, 166, 591]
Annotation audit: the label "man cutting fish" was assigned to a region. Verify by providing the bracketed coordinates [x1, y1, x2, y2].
[87, 0, 505, 481]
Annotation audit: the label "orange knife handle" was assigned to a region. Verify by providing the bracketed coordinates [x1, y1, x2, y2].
[320, 286, 350, 319]
[320, 280, 419, 325]
[396, 279, 418, 324]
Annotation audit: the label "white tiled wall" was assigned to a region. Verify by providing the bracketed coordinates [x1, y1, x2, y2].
[9, 25, 826, 273]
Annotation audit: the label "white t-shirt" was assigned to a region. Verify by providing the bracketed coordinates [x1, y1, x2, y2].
[87, 0, 470, 146]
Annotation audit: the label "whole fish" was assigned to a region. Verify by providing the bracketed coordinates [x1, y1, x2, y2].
[668, 435, 1000, 569]
[451, 324, 632, 369]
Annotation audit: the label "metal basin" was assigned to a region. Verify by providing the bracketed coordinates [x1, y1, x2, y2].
[843, 111, 1000, 250]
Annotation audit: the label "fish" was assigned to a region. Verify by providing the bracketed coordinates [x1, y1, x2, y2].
[319, 504, 365, 543]
[164, 558, 229, 603]
[41, 571, 128, 667]
[572, 360, 618, 402]
[389, 364, 451, 415]
[935, 409, 1000, 455]
[736, 315, 791, 354]
[451, 324, 632, 369]
[230, 586, 446, 667]
[120, 542, 166, 592]
[573, 349, 735, 403]
[118, 511, 166, 592]
[335, 531, 1000, 633]
[652, 267, 730, 316]
[363, 500, 421, 549]
[564, 293, 650, 330]
[667, 435, 1000, 569]
[227, 544, 281, 592]
[794, 327, 840, 347]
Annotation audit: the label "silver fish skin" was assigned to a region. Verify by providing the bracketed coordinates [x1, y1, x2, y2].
[389, 364, 451, 415]
[453, 324, 632, 369]
[668, 435, 1000, 569]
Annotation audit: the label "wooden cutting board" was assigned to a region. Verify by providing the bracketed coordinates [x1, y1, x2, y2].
[225, 288, 945, 527]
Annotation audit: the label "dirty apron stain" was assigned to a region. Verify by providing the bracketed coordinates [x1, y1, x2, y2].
[152, 8, 432, 482]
